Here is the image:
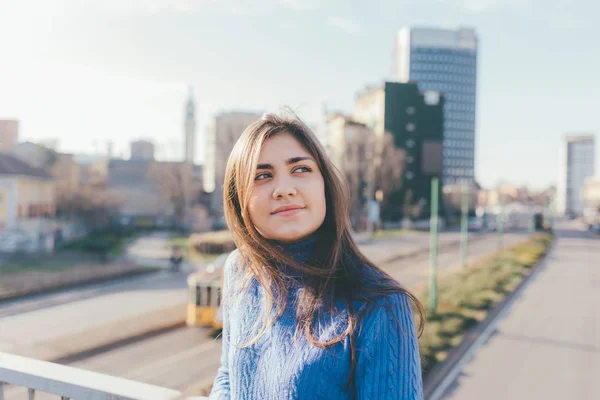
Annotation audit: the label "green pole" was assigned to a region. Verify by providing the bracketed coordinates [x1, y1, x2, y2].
[529, 201, 535, 233]
[497, 195, 504, 251]
[429, 177, 439, 314]
[546, 197, 554, 230]
[460, 182, 469, 267]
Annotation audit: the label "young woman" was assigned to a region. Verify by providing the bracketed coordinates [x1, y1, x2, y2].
[210, 112, 425, 399]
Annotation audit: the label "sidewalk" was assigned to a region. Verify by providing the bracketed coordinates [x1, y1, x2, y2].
[437, 222, 600, 400]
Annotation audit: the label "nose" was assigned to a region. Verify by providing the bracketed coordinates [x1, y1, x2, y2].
[272, 176, 297, 199]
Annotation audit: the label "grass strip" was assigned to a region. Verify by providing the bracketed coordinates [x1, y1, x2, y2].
[416, 233, 553, 374]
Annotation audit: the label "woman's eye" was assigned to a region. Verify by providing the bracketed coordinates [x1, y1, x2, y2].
[255, 172, 271, 181]
[294, 166, 312, 173]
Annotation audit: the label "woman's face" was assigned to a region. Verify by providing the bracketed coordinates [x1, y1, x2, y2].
[248, 132, 326, 244]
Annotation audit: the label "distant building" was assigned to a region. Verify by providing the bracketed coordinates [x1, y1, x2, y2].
[76, 155, 108, 189]
[0, 120, 19, 152]
[107, 159, 168, 226]
[442, 182, 479, 214]
[184, 87, 196, 164]
[355, 82, 444, 221]
[107, 159, 198, 229]
[51, 153, 81, 193]
[0, 153, 56, 251]
[130, 140, 155, 160]
[582, 176, 600, 225]
[327, 114, 375, 227]
[393, 26, 478, 184]
[204, 111, 263, 216]
[557, 135, 595, 216]
[11, 142, 85, 193]
[10, 142, 55, 170]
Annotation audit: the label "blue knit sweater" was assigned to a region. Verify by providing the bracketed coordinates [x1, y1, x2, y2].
[210, 236, 423, 399]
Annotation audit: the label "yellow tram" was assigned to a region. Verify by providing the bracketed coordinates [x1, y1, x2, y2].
[186, 252, 231, 330]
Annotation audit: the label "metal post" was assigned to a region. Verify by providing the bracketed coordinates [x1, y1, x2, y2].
[460, 182, 469, 267]
[365, 129, 376, 238]
[429, 177, 439, 314]
[498, 195, 504, 251]
[529, 201, 535, 233]
[546, 197, 554, 230]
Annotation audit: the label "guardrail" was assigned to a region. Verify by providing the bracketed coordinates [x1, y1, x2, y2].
[0, 352, 208, 400]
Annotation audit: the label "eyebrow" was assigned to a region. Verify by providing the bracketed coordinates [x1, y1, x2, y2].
[256, 156, 314, 170]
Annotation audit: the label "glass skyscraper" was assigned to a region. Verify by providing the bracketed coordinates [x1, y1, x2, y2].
[393, 27, 478, 184]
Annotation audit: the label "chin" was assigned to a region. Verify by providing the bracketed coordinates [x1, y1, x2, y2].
[271, 227, 315, 243]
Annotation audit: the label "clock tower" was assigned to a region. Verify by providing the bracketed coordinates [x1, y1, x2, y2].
[184, 86, 196, 164]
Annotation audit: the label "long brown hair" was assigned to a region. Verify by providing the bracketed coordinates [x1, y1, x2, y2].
[223, 110, 425, 388]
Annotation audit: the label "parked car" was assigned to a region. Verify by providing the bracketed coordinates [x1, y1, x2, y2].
[468, 217, 484, 232]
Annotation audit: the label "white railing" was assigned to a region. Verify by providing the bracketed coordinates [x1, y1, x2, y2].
[0, 352, 208, 400]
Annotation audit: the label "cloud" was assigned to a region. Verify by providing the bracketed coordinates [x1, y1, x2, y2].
[91, 0, 213, 14]
[327, 16, 363, 35]
[281, 0, 320, 11]
[435, 0, 532, 13]
[90, 0, 265, 15]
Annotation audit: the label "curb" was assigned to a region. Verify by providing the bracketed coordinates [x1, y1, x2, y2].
[422, 235, 555, 399]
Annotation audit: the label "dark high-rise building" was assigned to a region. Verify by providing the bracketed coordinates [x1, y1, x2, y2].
[355, 82, 444, 221]
[383, 82, 444, 220]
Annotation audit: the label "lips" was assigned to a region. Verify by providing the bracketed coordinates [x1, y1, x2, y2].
[271, 205, 305, 215]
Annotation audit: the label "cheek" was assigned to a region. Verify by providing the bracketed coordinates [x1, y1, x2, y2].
[310, 179, 327, 218]
[247, 192, 267, 226]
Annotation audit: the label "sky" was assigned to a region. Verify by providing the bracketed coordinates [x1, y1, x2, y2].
[0, 0, 598, 189]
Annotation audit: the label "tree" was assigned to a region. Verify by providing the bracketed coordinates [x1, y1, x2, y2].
[56, 187, 121, 231]
[376, 131, 407, 220]
[147, 162, 195, 230]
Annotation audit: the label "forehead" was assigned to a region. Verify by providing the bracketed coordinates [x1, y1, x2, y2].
[258, 132, 310, 161]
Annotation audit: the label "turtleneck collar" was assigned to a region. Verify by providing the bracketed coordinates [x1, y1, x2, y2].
[271, 230, 321, 265]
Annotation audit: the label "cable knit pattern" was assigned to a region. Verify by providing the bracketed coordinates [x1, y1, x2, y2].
[210, 237, 423, 400]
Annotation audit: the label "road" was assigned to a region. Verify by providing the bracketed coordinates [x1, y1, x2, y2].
[0, 229, 482, 356]
[2, 230, 529, 399]
[0, 232, 204, 355]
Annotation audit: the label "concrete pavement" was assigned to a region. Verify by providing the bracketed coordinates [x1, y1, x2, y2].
[435, 221, 600, 400]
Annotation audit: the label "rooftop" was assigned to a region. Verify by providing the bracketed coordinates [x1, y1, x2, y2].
[0, 153, 52, 179]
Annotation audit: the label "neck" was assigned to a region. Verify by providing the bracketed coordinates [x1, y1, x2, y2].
[270, 230, 321, 271]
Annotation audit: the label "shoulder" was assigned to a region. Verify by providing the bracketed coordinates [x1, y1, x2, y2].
[224, 249, 242, 273]
[222, 249, 254, 295]
[357, 292, 416, 337]
[222, 249, 242, 290]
